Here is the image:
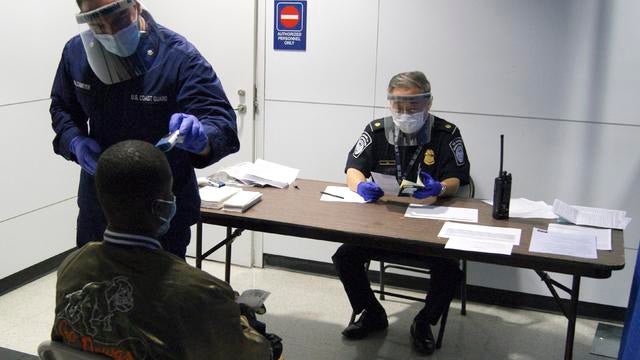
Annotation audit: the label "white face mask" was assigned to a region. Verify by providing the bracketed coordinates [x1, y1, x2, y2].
[392, 111, 426, 134]
[94, 19, 141, 57]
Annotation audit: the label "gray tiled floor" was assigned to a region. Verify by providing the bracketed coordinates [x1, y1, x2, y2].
[0, 259, 615, 359]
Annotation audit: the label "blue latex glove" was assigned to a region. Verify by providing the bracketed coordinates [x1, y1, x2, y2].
[413, 170, 442, 199]
[357, 182, 384, 202]
[169, 113, 209, 154]
[69, 136, 101, 176]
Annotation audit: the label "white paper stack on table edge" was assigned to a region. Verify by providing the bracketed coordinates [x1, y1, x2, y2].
[552, 199, 631, 230]
[438, 221, 522, 255]
[223, 191, 263, 212]
[222, 159, 299, 188]
[404, 204, 478, 223]
[199, 186, 242, 209]
[529, 227, 597, 259]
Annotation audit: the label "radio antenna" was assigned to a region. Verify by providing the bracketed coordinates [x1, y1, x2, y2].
[499, 134, 504, 176]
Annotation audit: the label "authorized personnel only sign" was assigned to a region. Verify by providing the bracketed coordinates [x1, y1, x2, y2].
[274, 0, 307, 51]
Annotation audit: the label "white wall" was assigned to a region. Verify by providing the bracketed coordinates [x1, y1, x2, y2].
[260, 0, 639, 307]
[0, 1, 79, 279]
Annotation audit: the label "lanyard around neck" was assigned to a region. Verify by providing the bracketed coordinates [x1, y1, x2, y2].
[394, 145, 423, 183]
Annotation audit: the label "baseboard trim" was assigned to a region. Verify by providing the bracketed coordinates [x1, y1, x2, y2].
[0, 249, 75, 296]
[263, 253, 626, 323]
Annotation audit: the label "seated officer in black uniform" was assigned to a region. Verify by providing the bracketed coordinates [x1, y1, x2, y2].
[332, 71, 470, 356]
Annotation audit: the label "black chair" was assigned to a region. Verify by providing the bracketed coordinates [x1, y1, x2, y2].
[372, 177, 475, 349]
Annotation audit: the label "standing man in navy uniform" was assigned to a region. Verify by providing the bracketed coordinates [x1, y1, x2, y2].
[50, 0, 239, 258]
[332, 71, 470, 355]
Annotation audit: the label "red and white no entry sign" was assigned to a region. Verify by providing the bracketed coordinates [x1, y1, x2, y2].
[280, 5, 300, 29]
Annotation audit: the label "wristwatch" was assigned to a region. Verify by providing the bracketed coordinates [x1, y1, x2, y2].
[438, 183, 447, 197]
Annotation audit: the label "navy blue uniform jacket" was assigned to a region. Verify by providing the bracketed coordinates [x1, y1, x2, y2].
[50, 15, 239, 242]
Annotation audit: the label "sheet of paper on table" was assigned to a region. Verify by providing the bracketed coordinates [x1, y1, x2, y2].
[319, 186, 366, 203]
[547, 223, 611, 251]
[438, 221, 522, 246]
[529, 227, 597, 259]
[445, 236, 514, 255]
[404, 204, 478, 223]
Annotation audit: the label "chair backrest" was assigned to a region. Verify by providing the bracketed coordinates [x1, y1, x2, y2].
[454, 176, 475, 199]
[38, 341, 110, 360]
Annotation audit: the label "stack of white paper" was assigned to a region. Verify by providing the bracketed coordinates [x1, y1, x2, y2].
[219, 159, 299, 188]
[529, 227, 597, 259]
[405, 204, 478, 223]
[199, 186, 242, 209]
[438, 221, 522, 255]
[483, 198, 558, 219]
[552, 199, 631, 230]
[223, 191, 263, 212]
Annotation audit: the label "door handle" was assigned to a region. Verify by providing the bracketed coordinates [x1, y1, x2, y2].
[234, 89, 247, 114]
[234, 104, 247, 114]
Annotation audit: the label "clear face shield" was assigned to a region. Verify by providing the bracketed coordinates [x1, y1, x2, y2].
[76, 0, 162, 85]
[384, 92, 433, 146]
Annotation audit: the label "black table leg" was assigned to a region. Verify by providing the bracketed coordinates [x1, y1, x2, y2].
[196, 220, 203, 269]
[225, 226, 232, 284]
[564, 275, 581, 360]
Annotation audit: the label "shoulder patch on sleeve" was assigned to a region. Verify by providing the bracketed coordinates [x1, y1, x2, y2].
[353, 132, 373, 158]
[449, 137, 466, 166]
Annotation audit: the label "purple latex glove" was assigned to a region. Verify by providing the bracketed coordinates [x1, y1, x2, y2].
[413, 170, 442, 199]
[357, 181, 384, 202]
[169, 113, 209, 154]
[69, 136, 101, 175]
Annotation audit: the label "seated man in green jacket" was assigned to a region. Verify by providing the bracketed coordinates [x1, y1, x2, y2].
[51, 140, 278, 359]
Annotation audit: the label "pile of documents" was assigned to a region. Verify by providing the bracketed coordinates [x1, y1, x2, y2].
[439, 222, 521, 255]
[552, 199, 631, 230]
[222, 191, 263, 212]
[199, 187, 262, 213]
[199, 186, 242, 209]
[221, 159, 299, 188]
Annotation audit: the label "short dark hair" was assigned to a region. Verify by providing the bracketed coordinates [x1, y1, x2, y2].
[95, 140, 172, 231]
[388, 71, 431, 94]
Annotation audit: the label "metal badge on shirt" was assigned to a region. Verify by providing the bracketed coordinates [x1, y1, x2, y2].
[424, 149, 435, 166]
[353, 132, 372, 158]
[449, 138, 465, 166]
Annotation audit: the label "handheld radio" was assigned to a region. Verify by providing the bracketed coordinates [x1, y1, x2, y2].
[492, 134, 512, 219]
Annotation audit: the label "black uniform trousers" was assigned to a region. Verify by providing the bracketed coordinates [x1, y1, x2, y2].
[332, 243, 463, 325]
[76, 171, 191, 259]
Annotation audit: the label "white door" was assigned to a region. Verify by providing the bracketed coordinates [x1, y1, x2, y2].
[144, 0, 257, 266]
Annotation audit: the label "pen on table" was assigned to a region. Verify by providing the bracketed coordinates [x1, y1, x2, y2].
[320, 191, 344, 199]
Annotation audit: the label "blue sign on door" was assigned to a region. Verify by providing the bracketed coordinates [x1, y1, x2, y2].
[274, 0, 307, 51]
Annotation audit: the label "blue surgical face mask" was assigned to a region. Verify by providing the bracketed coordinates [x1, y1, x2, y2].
[94, 18, 141, 57]
[153, 196, 176, 237]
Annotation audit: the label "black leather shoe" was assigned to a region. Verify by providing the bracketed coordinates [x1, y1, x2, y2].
[341, 309, 389, 340]
[410, 319, 435, 355]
